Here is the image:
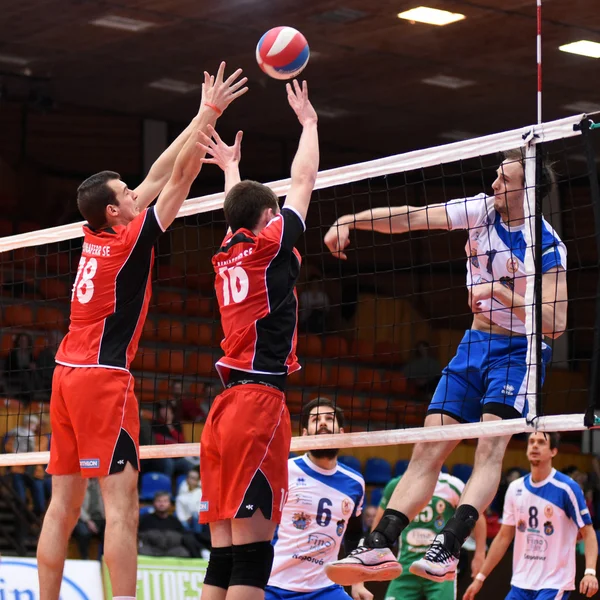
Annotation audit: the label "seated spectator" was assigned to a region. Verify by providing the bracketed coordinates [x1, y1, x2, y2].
[4, 414, 49, 515]
[71, 478, 105, 560]
[172, 381, 209, 423]
[4, 333, 39, 403]
[362, 505, 377, 534]
[402, 341, 441, 396]
[298, 276, 330, 334]
[143, 401, 197, 477]
[175, 469, 202, 530]
[36, 330, 62, 397]
[139, 491, 200, 558]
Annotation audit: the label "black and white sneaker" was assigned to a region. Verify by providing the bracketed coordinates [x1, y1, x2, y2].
[409, 534, 459, 582]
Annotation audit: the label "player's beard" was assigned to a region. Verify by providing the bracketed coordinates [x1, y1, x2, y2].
[310, 448, 340, 460]
[310, 427, 340, 459]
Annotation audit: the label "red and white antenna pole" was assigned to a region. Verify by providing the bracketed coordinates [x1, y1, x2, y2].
[537, 0, 542, 124]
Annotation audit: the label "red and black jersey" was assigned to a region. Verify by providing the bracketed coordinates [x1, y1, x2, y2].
[212, 206, 305, 384]
[55, 207, 164, 371]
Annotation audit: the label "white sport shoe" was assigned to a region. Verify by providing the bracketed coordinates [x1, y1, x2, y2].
[409, 534, 460, 582]
[325, 545, 402, 586]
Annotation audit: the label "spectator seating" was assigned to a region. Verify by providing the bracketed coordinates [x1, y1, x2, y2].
[338, 455, 361, 473]
[452, 463, 474, 483]
[140, 472, 172, 502]
[364, 458, 392, 485]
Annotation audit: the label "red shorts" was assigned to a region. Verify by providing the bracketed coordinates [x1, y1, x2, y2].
[47, 365, 140, 478]
[199, 384, 291, 524]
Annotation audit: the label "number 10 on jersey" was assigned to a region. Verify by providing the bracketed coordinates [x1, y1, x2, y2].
[218, 266, 249, 305]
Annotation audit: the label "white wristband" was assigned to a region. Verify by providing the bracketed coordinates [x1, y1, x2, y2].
[475, 573, 486, 582]
[585, 569, 597, 577]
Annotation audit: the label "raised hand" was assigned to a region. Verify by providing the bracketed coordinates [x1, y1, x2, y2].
[196, 125, 243, 172]
[324, 221, 351, 260]
[201, 62, 248, 115]
[286, 79, 318, 126]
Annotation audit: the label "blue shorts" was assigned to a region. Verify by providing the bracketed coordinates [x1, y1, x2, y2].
[428, 330, 551, 423]
[265, 584, 351, 600]
[506, 586, 570, 600]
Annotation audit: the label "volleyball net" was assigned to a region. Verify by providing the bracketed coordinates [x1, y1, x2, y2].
[1, 112, 599, 468]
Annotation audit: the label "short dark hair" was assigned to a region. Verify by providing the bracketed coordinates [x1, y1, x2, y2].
[301, 397, 344, 430]
[502, 149, 556, 200]
[77, 170, 120, 229]
[153, 490, 170, 502]
[223, 180, 279, 232]
[528, 431, 561, 450]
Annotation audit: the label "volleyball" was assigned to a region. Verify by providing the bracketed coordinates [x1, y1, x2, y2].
[256, 26, 310, 80]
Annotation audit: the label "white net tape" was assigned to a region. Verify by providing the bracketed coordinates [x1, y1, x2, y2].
[0, 113, 588, 467]
[0, 414, 588, 466]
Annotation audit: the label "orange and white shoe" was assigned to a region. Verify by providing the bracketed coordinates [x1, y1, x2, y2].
[324, 545, 402, 586]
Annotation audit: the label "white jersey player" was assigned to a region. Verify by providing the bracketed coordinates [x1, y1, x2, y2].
[463, 432, 598, 600]
[266, 398, 371, 600]
[323, 152, 569, 586]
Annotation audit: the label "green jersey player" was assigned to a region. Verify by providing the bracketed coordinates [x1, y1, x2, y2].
[376, 473, 487, 600]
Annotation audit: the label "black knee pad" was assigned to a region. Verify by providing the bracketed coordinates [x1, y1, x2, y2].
[230, 541, 274, 589]
[204, 546, 233, 590]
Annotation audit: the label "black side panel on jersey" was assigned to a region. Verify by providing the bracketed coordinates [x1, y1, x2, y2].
[98, 209, 163, 368]
[280, 207, 305, 251]
[253, 209, 303, 373]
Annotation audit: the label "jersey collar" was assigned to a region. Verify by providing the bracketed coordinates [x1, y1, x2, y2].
[301, 453, 338, 476]
[528, 467, 556, 487]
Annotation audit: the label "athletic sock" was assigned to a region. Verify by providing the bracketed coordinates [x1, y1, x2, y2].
[364, 508, 410, 549]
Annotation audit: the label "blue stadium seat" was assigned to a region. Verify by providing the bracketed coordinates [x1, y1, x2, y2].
[289, 452, 298, 458]
[338, 455, 361, 473]
[370, 487, 384, 507]
[139, 506, 155, 517]
[175, 474, 187, 492]
[364, 458, 392, 485]
[140, 472, 172, 502]
[394, 459, 410, 476]
[452, 463, 474, 483]
[441, 465, 449, 474]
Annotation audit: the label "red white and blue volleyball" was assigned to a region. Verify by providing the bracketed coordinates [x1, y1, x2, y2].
[256, 26, 310, 80]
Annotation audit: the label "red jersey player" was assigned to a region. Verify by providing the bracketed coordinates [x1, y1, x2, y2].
[36, 64, 248, 600]
[196, 79, 319, 600]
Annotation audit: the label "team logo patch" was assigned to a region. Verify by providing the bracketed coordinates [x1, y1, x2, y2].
[336, 519, 346, 536]
[435, 516, 445, 529]
[500, 276, 515, 291]
[435, 500, 446, 514]
[80, 458, 99, 469]
[470, 249, 480, 268]
[544, 504, 554, 518]
[506, 256, 519, 274]
[199, 501, 209, 512]
[292, 512, 311, 530]
[544, 521, 554, 536]
[296, 477, 307, 487]
[517, 519, 526, 532]
[341, 499, 352, 516]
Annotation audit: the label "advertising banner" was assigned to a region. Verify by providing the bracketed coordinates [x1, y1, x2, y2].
[103, 555, 208, 599]
[0, 557, 104, 599]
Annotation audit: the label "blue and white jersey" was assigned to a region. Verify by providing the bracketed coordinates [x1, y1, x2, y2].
[445, 194, 567, 334]
[502, 468, 592, 591]
[268, 454, 365, 593]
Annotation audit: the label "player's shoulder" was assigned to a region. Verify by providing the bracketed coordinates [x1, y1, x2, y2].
[506, 475, 527, 495]
[336, 460, 365, 486]
[541, 218, 565, 248]
[549, 471, 583, 495]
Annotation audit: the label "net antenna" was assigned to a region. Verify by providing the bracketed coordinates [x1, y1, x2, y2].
[537, 0, 543, 125]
